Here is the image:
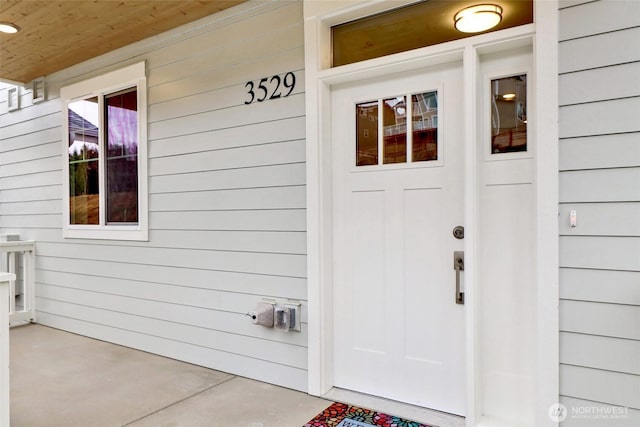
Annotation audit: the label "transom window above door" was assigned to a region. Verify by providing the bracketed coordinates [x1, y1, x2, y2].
[356, 91, 439, 167]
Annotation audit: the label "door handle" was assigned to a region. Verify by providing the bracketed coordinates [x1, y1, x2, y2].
[453, 251, 464, 305]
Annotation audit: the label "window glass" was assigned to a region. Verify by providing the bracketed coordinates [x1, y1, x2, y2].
[383, 96, 407, 164]
[61, 61, 147, 240]
[68, 97, 99, 225]
[332, 0, 533, 67]
[411, 92, 438, 162]
[105, 89, 138, 223]
[491, 74, 527, 154]
[356, 100, 379, 166]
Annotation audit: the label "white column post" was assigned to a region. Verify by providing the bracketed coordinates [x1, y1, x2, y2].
[0, 272, 17, 427]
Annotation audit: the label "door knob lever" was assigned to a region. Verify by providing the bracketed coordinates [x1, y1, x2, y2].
[453, 251, 464, 305]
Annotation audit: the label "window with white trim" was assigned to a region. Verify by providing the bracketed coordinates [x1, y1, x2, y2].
[61, 62, 148, 241]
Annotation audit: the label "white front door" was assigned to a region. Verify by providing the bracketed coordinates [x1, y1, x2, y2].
[331, 61, 466, 415]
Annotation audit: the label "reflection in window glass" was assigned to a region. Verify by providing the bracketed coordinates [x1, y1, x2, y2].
[412, 92, 438, 161]
[491, 74, 527, 154]
[68, 97, 100, 225]
[383, 96, 407, 164]
[105, 89, 139, 223]
[356, 100, 379, 165]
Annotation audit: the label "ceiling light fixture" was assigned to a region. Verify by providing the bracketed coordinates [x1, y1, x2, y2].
[0, 22, 20, 34]
[502, 93, 516, 100]
[454, 4, 503, 33]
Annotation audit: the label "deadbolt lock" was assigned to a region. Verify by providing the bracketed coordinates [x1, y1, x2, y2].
[452, 226, 464, 239]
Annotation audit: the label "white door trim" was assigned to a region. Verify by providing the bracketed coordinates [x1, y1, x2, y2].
[303, 2, 558, 425]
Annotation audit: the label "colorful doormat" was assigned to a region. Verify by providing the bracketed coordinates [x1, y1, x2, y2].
[304, 402, 434, 427]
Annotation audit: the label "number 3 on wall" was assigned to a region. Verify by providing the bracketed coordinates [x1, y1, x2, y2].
[245, 71, 296, 105]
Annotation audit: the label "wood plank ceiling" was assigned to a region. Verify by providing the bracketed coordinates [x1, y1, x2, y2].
[0, 0, 246, 84]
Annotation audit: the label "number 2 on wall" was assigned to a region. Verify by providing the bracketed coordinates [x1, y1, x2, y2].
[245, 71, 296, 105]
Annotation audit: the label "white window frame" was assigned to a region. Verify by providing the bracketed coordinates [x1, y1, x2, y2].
[61, 62, 148, 241]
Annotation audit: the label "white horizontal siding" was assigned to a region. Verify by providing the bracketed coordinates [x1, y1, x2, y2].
[560, 236, 640, 271]
[149, 139, 305, 176]
[559, 62, 640, 106]
[559, 0, 640, 41]
[559, 27, 640, 73]
[36, 256, 307, 300]
[561, 268, 640, 305]
[559, 168, 640, 202]
[559, 0, 640, 416]
[560, 396, 640, 426]
[0, 0, 309, 391]
[559, 97, 640, 139]
[149, 209, 306, 232]
[561, 332, 640, 375]
[559, 133, 640, 171]
[149, 116, 305, 158]
[560, 365, 640, 410]
[35, 241, 306, 278]
[559, 203, 640, 236]
[560, 300, 640, 340]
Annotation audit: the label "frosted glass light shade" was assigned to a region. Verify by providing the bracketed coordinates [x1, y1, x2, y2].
[454, 4, 502, 33]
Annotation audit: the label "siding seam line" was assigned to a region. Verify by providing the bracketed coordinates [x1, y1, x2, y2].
[560, 394, 640, 411]
[558, 60, 640, 76]
[559, 25, 640, 43]
[560, 362, 640, 378]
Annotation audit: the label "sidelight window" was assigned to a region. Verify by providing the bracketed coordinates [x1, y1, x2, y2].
[490, 74, 527, 154]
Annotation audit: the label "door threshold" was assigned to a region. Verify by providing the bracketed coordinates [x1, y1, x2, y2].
[322, 388, 465, 427]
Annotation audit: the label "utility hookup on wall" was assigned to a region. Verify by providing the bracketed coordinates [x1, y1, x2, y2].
[273, 302, 301, 332]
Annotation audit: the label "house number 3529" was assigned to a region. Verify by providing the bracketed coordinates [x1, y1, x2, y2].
[244, 71, 296, 105]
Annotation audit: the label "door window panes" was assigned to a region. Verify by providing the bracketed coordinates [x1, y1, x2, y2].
[356, 91, 438, 167]
[383, 96, 407, 164]
[491, 74, 527, 154]
[356, 100, 379, 166]
[412, 92, 438, 161]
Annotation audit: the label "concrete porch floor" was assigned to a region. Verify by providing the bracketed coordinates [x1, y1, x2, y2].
[9, 324, 331, 427]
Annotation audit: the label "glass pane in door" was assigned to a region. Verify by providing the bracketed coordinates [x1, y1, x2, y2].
[383, 96, 407, 164]
[412, 92, 438, 161]
[356, 100, 379, 166]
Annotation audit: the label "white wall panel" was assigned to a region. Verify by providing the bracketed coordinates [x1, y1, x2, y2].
[560, 332, 640, 375]
[560, 365, 640, 409]
[559, 62, 640, 106]
[559, 0, 640, 41]
[559, 97, 640, 139]
[149, 209, 306, 232]
[0, 127, 60, 153]
[560, 300, 640, 340]
[559, 5, 640, 413]
[149, 139, 305, 176]
[559, 133, 640, 171]
[560, 236, 640, 271]
[560, 268, 640, 305]
[150, 163, 306, 194]
[559, 168, 640, 202]
[0, 0, 309, 392]
[149, 116, 305, 158]
[0, 141, 60, 165]
[35, 242, 306, 278]
[559, 27, 640, 73]
[560, 396, 640, 427]
[558, 203, 640, 236]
